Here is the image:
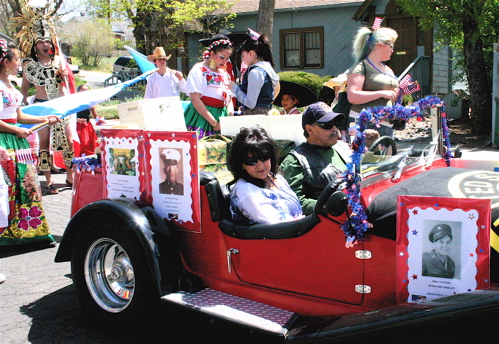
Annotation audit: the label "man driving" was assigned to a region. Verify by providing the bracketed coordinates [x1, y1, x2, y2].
[280, 102, 349, 215]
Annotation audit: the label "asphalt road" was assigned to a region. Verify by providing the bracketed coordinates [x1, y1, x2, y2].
[77, 70, 112, 90]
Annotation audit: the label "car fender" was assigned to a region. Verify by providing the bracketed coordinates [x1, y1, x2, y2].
[55, 198, 169, 295]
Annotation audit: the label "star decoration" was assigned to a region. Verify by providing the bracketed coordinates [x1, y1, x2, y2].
[412, 229, 418, 236]
[468, 213, 475, 220]
[412, 274, 418, 280]
[399, 251, 405, 257]
[412, 209, 418, 215]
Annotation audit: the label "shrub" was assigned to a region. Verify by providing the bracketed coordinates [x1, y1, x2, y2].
[277, 71, 330, 96]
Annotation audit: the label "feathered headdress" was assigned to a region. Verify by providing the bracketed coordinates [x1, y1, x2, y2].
[11, 0, 60, 58]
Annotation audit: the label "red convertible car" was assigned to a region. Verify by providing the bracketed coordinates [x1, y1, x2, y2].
[54, 109, 499, 342]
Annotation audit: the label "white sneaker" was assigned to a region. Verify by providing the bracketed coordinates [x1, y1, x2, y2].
[0, 273, 5, 284]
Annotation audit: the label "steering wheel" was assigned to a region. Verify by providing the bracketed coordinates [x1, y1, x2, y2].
[369, 136, 397, 157]
[314, 179, 347, 217]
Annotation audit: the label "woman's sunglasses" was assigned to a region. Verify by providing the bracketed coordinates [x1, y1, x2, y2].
[243, 155, 271, 166]
[313, 117, 343, 130]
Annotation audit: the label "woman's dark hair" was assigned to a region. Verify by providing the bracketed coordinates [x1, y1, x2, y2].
[77, 84, 90, 92]
[209, 34, 233, 54]
[239, 34, 274, 67]
[228, 126, 279, 188]
[0, 41, 18, 71]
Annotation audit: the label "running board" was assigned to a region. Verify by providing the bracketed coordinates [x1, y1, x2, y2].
[161, 288, 295, 336]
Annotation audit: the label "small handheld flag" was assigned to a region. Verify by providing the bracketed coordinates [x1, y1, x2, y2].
[396, 74, 421, 104]
[248, 28, 260, 41]
[372, 17, 383, 30]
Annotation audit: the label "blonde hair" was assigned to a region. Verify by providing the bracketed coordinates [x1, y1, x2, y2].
[352, 26, 398, 63]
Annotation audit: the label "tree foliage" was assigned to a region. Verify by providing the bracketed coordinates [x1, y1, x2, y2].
[65, 19, 115, 66]
[396, 0, 499, 135]
[86, 0, 235, 53]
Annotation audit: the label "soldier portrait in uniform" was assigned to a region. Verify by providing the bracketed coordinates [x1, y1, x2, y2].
[159, 148, 184, 195]
[422, 222, 460, 279]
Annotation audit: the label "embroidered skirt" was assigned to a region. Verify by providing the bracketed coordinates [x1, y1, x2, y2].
[184, 103, 228, 139]
[0, 132, 53, 245]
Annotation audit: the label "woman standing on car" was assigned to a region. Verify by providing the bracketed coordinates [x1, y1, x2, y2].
[347, 22, 399, 137]
[0, 40, 59, 246]
[184, 35, 233, 138]
[228, 126, 303, 225]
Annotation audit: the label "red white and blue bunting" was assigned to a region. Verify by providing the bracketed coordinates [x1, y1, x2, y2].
[341, 96, 453, 246]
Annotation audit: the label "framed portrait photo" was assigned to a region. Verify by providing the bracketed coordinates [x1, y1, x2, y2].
[396, 196, 491, 303]
[100, 129, 145, 200]
[144, 131, 200, 232]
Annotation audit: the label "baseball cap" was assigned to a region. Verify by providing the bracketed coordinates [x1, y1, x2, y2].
[302, 102, 345, 129]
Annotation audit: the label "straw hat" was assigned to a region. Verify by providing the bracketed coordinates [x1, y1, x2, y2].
[323, 74, 348, 89]
[147, 47, 171, 62]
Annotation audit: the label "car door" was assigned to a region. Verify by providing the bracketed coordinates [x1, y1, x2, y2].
[223, 221, 366, 305]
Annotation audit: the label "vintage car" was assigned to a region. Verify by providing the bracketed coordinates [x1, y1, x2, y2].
[54, 106, 499, 342]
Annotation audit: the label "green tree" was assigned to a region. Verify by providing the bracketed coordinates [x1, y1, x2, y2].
[396, 0, 499, 135]
[65, 19, 114, 67]
[87, 0, 235, 54]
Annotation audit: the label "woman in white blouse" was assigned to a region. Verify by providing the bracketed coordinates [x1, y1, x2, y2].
[228, 126, 303, 225]
[184, 35, 233, 138]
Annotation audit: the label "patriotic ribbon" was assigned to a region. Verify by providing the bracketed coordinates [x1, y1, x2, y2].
[341, 96, 452, 246]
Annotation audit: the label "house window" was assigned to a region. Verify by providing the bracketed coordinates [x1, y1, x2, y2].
[280, 27, 324, 69]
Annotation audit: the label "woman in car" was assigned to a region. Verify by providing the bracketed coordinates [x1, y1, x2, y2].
[228, 126, 303, 225]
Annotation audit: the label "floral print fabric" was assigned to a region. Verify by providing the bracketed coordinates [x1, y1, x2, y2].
[0, 81, 52, 245]
[0, 149, 52, 245]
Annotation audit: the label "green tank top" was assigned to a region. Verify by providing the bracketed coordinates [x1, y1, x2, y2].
[349, 59, 399, 113]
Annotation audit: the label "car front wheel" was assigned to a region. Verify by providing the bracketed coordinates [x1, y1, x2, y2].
[71, 221, 158, 324]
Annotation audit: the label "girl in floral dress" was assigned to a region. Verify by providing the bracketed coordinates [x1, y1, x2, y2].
[184, 35, 233, 139]
[0, 40, 59, 245]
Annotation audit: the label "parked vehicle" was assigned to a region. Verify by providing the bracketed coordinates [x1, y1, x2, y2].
[113, 56, 140, 74]
[55, 109, 499, 342]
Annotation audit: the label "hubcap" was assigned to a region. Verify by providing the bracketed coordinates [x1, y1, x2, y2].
[84, 238, 135, 313]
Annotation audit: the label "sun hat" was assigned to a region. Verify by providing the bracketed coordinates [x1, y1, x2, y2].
[147, 47, 171, 62]
[274, 81, 318, 108]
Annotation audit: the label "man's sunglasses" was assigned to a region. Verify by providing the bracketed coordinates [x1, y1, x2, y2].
[243, 155, 271, 166]
[313, 117, 343, 130]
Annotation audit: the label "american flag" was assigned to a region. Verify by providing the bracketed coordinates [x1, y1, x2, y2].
[372, 17, 383, 30]
[399, 74, 421, 95]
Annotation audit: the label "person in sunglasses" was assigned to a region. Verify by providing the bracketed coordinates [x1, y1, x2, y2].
[228, 126, 303, 225]
[280, 102, 350, 215]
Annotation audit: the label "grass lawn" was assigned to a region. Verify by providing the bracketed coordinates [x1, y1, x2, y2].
[72, 56, 115, 73]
